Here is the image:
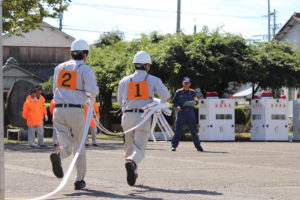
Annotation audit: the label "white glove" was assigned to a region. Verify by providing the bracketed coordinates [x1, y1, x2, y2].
[44, 115, 48, 121]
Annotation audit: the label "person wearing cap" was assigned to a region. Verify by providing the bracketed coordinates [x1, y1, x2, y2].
[84, 102, 100, 147]
[22, 89, 46, 148]
[50, 39, 99, 190]
[117, 51, 170, 186]
[26, 85, 48, 122]
[171, 77, 203, 152]
[26, 85, 48, 148]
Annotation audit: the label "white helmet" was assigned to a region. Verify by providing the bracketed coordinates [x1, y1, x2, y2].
[70, 39, 89, 51]
[133, 51, 152, 64]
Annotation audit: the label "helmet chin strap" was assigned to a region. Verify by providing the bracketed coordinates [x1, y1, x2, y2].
[145, 64, 150, 72]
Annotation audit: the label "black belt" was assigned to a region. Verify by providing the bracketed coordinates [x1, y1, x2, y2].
[55, 104, 83, 108]
[124, 109, 144, 113]
[182, 107, 194, 111]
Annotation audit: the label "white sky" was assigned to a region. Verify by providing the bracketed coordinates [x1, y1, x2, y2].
[45, 0, 299, 44]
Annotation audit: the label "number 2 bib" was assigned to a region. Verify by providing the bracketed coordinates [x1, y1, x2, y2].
[127, 81, 150, 100]
[57, 69, 77, 90]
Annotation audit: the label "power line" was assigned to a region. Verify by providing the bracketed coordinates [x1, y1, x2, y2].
[63, 26, 141, 36]
[71, 2, 265, 20]
[268, 0, 271, 41]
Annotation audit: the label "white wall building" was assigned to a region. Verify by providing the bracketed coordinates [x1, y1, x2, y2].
[275, 13, 300, 101]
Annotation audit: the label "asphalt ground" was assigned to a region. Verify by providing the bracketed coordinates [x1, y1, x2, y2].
[3, 139, 300, 200]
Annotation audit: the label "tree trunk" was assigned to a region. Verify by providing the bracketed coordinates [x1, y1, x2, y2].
[252, 83, 260, 98]
[99, 89, 113, 130]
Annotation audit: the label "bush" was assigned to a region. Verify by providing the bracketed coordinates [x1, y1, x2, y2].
[112, 102, 121, 111]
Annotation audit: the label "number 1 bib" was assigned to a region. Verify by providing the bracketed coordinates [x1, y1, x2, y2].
[127, 81, 150, 100]
[57, 69, 77, 90]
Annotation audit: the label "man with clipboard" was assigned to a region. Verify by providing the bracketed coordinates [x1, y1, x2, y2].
[171, 77, 203, 152]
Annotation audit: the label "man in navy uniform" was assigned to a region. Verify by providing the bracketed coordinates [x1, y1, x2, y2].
[171, 77, 203, 152]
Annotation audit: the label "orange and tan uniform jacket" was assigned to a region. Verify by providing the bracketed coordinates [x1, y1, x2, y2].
[26, 95, 47, 116]
[22, 97, 44, 126]
[49, 99, 55, 115]
[84, 102, 100, 127]
[49, 99, 55, 123]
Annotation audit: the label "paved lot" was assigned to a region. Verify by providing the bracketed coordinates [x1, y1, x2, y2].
[3, 139, 300, 200]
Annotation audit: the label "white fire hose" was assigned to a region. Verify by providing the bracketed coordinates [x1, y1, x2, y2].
[30, 99, 173, 200]
[123, 100, 174, 140]
[30, 99, 94, 200]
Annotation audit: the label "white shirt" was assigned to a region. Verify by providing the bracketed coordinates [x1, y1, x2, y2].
[117, 70, 170, 111]
[53, 60, 99, 105]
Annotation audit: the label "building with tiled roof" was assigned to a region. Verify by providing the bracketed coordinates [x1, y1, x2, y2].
[3, 22, 75, 90]
[274, 12, 300, 49]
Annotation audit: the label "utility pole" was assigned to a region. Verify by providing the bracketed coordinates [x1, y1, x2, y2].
[272, 9, 277, 38]
[59, 1, 63, 31]
[267, 0, 271, 41]
[0, 0, 4, 198]
[176, 0, 181, 33]
[193, 19, 197, 34]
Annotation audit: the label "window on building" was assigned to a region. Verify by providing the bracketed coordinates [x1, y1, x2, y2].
[199, 115, 206, 120]
[252, 114, 261, 120]
[216, 114, 232, 120]
[271, 114, 286, 120]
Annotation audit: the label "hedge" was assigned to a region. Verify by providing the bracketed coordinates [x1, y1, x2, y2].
[235, 106, 251, 124]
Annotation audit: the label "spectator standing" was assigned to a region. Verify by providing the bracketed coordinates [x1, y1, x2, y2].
[22, 89, 47, 148]
[85, 102, 100, 147]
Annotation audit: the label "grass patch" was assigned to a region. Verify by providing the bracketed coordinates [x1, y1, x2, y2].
[97, 133, 123, 141]
[4, 138, 27, 144]
[235, 132, 251, 141]
[183, 132, 252, 141]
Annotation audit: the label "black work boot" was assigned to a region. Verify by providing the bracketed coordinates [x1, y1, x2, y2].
[197, 145, 204, 152]
[74, 180, 86, 190]
[125, 160, 138, 186]
[50, 153, 64, 178]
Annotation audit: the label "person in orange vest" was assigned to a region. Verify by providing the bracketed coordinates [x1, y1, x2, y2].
[22, 89, 47, 149]
[84, 102, 100, 147]
[49, 99, 58, 147]
[26, 85, 48, 121]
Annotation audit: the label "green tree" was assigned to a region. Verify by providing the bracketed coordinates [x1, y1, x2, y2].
[87, 30, 300, 128]
[185, 30, 250, 96]
[246, 41, 300, 96]
[41, 76, 54, 91]
[3, 0, 71, 34]
[95, 30, 124, 47]
[87, 41, 133, 129]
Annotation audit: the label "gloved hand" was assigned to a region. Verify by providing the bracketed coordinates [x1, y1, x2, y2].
[44, 115, 48, 121]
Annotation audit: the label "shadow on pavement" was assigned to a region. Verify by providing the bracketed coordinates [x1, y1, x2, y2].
[63, 188, 162, 200]
[88, 142, 124, 151]
[4, 142, 124, 153]
[202, 150, 229, 154]
[134, 185, 223, 196]
[4, 143, 54, 153]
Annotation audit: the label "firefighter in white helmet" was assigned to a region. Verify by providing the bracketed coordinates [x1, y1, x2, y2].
[50, 39, 99, 190]
[117, 51, 170, 186]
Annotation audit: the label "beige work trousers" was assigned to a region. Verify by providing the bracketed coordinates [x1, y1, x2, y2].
[52, 127, 58, 145]
[122, 112, 151, 165]
[53, 107, 86, 181]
